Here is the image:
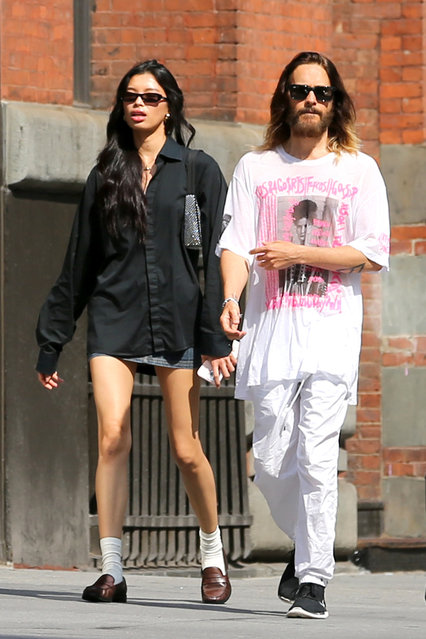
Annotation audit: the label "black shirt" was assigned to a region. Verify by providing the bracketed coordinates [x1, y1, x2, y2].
[36, 137, 231, 375]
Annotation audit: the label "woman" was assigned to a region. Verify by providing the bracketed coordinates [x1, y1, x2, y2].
[36, 60, 235, 604]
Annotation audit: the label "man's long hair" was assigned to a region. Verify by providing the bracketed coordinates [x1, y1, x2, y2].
[261, 51, 360, 155]
[96, 60, 195, 241]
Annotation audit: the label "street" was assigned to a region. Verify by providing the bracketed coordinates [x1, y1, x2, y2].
[0, 563, 424, 638]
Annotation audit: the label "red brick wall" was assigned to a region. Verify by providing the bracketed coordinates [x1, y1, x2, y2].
[330, 0, 381, 159]
[0, 0, 73, 104]
[234, 1, 333, 124]
[2, 2, 424, 148]
[96, 2, 425, 149]
[390, 225, 426, 259]
[91, 0, 239, 120]
[383, 447, 426, 479]
[379, 0, 425, 145]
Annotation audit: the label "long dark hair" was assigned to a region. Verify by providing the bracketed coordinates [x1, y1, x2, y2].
[261, 51, 360, 155]
[96, 60, 195, 240]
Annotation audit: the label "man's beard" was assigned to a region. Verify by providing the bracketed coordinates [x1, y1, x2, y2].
[288, 107, 334, 138]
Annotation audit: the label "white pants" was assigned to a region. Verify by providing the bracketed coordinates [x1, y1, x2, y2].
[250, 373, 349, 585]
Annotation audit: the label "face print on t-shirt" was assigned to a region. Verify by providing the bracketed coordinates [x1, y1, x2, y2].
[257, 192, 344, 313]
[276, 195, 337, 297]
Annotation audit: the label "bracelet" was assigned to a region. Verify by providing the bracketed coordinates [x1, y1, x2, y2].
[222, 297, 239, 308]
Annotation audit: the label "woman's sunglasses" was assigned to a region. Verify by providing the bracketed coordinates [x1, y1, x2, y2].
[289, 84, 335, 103]
[121, 92, 167, 105]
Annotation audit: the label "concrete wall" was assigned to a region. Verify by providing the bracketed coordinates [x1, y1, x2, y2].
[380, 144, 426, 539]
[381, 146, 426, 226]
[382, 478, 426, 538]
[0, 102, 97, 566]
[3, 192, 90, 567]
[248, 478, 358, 561]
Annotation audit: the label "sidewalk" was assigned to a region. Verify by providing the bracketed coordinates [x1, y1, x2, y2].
[0, 562, 424, 638]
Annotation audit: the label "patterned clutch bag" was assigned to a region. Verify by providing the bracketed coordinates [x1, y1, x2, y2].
[184, 150, 202, 248]
[184, 193, 202, 247]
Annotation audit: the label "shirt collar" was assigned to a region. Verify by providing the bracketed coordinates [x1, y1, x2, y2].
[158, 136, 185, 162]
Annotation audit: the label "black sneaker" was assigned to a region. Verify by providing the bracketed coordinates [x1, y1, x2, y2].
[287, 582, 328, 619]
[277, 550, 299, 603]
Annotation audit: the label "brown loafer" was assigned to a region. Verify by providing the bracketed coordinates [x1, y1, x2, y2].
[82, 574, 127, 603]
[201, 552, 232, 604]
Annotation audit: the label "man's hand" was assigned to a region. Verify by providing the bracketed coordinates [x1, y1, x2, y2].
[220, 300, 246, 341]
[250, 241, 302, 270]
[37, 371, 64, 390]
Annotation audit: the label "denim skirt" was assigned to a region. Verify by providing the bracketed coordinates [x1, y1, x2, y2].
[89, 347, 201, 370]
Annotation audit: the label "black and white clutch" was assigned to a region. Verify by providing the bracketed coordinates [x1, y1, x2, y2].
[184, 193, 202, 248]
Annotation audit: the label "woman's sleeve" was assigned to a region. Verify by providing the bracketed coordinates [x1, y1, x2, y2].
[35, 168, 101, 375]
[195, 153, 232, 357]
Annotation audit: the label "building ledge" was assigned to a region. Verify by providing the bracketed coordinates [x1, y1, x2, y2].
[0, 101, 264, 192]
[353, 536, 426, 572]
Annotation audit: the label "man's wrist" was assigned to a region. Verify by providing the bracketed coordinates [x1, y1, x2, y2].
[296, 244, 308, 264]
[222, 296, 239, 308]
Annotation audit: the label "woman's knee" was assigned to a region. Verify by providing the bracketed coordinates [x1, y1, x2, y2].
[98, 418, 132, 458]
[171, 440, 204, 474]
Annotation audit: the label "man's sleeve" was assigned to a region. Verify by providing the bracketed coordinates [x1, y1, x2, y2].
[347, 157, 390, 270]
[216, 155, 257, 264]
[195, 153, 232, 357]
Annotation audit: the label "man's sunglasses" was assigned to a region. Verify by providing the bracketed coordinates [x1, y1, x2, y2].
[121, 92, 167, 105]
[289, 84, 335, 103]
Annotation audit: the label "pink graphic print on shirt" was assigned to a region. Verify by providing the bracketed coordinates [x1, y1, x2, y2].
[258, 194, 344, 313]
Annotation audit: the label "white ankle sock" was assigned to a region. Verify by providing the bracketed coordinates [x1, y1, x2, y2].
[100, 537, 123, 585]
[199, 527, 226, 574]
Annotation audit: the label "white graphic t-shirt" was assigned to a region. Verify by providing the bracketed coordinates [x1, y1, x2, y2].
[217, 147, 390, 403]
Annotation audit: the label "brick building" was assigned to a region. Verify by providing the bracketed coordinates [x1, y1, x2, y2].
[0, 0, 425, 568]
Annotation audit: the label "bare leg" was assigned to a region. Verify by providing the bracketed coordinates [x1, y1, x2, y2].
[156, 367, 218, 533]
[90, 356, 137, 538]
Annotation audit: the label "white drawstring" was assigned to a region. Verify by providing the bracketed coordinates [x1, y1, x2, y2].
[279, 378, 306, 432]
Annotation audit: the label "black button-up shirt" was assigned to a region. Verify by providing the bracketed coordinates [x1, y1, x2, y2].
[36, 137, 231, 375]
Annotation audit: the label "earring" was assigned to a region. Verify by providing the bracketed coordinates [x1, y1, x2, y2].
[164, 113, 171, 121]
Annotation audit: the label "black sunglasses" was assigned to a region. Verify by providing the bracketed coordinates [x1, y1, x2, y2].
[121, 92, 167, 105]
[289, 84, 335, 103]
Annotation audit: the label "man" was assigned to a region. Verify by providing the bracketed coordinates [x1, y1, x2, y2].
[217, 51, 390, 619]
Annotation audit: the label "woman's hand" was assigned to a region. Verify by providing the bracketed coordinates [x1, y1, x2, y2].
[37, 371, 64, 390]
[202, 351, 238, 389]
[250, 241, 302, 270]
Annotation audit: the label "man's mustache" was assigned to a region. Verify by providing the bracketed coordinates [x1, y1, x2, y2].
[298, 109, 322, 116]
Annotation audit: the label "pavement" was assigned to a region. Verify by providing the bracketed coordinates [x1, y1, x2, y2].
[0, 562, 424, 638]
